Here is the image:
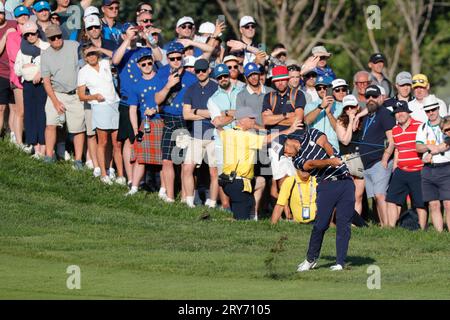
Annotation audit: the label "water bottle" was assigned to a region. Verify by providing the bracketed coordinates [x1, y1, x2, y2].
[144, 115, 150, 133]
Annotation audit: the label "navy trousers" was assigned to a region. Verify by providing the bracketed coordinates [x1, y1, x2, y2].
[307, 178, 355, 266]
[223, 179, 255, 220]
[23, 81, 47, 145]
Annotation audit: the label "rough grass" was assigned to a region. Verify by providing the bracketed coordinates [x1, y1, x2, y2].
[0, 139, 449, 299]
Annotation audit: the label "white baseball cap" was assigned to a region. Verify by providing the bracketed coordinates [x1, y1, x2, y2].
[239, 16, 255, 27]
[84, 15, 101, 29]
[342, 95, 359, 107]
[183, 55, 197, 67]
[331, 78, 348, 89]
[198, 22, 215, 34]
[377, 85, 386, 96]
[83, 6, 100, 18]
[176, 16, 194, 28]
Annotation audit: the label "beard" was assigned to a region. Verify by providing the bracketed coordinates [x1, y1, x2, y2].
[220, 81, 231, 90]
[366, 101, 379, 114]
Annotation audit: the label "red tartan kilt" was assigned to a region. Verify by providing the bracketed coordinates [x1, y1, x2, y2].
[131, 119, 164, 165]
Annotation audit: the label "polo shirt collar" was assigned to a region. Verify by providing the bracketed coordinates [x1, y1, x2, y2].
[246, 84, 266, 95]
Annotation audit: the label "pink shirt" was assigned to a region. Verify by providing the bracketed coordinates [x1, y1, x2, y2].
[6, 26, 23, 89]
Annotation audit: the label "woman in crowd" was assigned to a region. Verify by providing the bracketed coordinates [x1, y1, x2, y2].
[77, 42, 125, 185]
[335, 94, 365, 215]
[14, 21, 48, 158]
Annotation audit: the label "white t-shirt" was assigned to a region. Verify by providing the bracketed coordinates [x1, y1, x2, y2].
[416, 121, 450, 164]
[77, 59, 120, 105]
[408, 95, 448, 124]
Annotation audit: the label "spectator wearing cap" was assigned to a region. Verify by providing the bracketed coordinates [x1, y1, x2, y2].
[302, 69, 319, 103]
[415, 96, 450, 232]
[218, 106, 302, 220]
[236, 62, 274, 217]
[181, 59, 219, 208]
[368, 53, 393, 98]
[223, 55, 245, 88]
[32, 1, 52, 40]
[84, 5, 100, 18]
[100, 0, 122, 46]
[41, 24, 86, 168]
[196, 20, 226, 68]
[336, 94, 365, 214]
[183, 56, 196, 74]
[359, 85, 396, 226]
[126, 51, 165, 196]
[13, 20, 49, 158]
[310, 46, 336, 80]
[5, 5, 30, 150]
[54, 0, 92, 40]
[80, 14, 116, 59]
[304, 77, 343, 151]
[408, 74, 448, 124]
[394, 71, 413, 102]
[112, 22, 163, 183]
[0, 2, 17, 139]
[154, 41, 197, 203]
[352, 70, 371, 108]
[207, 64, 243, 210]
[386, 101, 427, 229]
[77, 42, 124, 184]
[238, 16, 257, 66]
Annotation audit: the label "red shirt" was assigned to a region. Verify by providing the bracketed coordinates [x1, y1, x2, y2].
[0, 20, 17, 80]
[392, 118, 423, 172]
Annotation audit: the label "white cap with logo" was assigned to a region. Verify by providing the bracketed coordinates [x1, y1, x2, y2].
[239, 16, 255, 27]
[331, 78, 348, 89]
[84, 6, 100, 18]
[85, 15, 101, 29]
[176, 16, 195, 28]
[342, 95, 359, 107]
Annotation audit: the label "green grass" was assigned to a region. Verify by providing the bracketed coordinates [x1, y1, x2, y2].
[0, 139, 449, 299]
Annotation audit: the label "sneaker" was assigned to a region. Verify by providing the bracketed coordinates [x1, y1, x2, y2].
[163, 197, 175, 203]
[108, 167, 116, 180]
[158, 193, 168, 201]
[10, 132, 16, 144]
[43, 155, 56, 164]
[100, 175, 113, 185]
[64, 151, 72, 161]
[296, 259, 318, 272]
[125, 186, 139, 196]
[72, 160, 83, 170]
[19, 144, 33, 154]
[115, 176, 127, 186]
[93, 167, 101, 178]
[31, 153, 43, 160]
[85, 160, 94, 169]
[330, 264, 344, 271]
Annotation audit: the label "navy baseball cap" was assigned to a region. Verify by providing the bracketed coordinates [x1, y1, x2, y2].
[102, 0, 119, 6]
[33, 1, 51, 12]
[194, 59, 209, 71]
[392, 100, 412, 114]
[369, 52, 386, 64]
[166, 41, 185, 55]
[14, 5, 30, 18]
[244, 62, 260, 78]
[213, 64, 229, 79]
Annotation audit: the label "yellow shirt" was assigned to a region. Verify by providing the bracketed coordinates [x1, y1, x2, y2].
[219, 127, 265, 192]
[276, 175, 318, 223]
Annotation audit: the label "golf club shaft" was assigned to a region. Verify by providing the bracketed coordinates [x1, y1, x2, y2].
[344, 148, 386, 161]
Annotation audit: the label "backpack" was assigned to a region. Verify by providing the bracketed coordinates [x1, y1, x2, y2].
[397, 209, 420, 231]
[269, 88, 299, 112]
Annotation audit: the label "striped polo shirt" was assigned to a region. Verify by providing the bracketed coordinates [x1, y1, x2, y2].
[293, 128, 350, 183]
[392, 118, 423, 172]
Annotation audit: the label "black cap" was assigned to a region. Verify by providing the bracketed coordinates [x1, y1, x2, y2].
[194, 59, 209, 71]
[365, 85, 381, 97]
[369, 53, 386, 64]
[392, 100, 412, 114]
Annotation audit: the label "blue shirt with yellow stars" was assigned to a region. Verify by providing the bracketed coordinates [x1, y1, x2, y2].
[155, 64, 198, 116]
[128, 76, 161, 120]
[114, 47, 153, 107]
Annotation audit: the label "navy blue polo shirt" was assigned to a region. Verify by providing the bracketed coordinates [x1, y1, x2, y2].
[183, 80, 218, 140]
[262, 87, 306, 131]
[128, 76, 161, 120]
[155, 64, 198, 116]
[359, 107, 396, 169]
[293, 128, 349, 183]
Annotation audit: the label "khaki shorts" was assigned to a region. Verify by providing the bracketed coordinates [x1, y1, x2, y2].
[84, 103, 95, 136]
[45, 92, 86, 133]
[184, 138, 217, 167]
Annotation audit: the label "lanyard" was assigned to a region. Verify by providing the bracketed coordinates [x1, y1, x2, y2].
[297, 178, 314, 207]
[362, 114, 376, 140]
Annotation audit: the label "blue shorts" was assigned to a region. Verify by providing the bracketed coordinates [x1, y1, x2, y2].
[386, 168, 425, 208]
[421, 163, 450, 202]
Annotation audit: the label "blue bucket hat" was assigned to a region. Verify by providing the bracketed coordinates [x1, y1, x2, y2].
[315, 75, 332, 86]
[33, 1, 51, 12]
[166, 41, 185, 56]
[14, 5, 30, 18]
[213, 64, 229, 79]
[244, 62, 260, 78]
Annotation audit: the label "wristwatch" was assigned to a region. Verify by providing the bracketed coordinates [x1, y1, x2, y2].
[193, 109, 198, 115]
[318, 104, 325, 110]
[225, 110, 229, 117]
[283, 112, 287, 119]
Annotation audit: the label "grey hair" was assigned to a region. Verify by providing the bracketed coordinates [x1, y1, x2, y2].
[353, 70, 370, 83]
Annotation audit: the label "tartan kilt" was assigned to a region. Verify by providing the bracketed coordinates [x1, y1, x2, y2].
[131, 119, 164, 165]
[161, 114, 186, 161]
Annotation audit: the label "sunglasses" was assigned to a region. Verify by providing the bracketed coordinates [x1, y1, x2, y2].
[50, 16, 60, 21]
[334, 88, 347, 93]
[48, 34, 62, 41]
[315, 85, 328, 91]
[243, 24, 256, 29]
[217, 74, 229, 80]
[168, 56, 183, 62]
[365, 94, 380, 99]
[412, 79, 426, 84]
[86, 51, 98, 57]
[195, 69, 208, 74]
[287, 65, 301, 72]
[24, 32, 38, 38]
[140, 19, 152, 24]
[139, 61, 153, 67]
[344, 105, 359, 110]
[319, 56, 328, 61]
[179, 24, 193, 30]
[227, 65, 239, 70]
[139, 8, 153, 14]
[425, 107, 439, 113]
[87, 26, 100, 31]
[107, 6, 119, 11]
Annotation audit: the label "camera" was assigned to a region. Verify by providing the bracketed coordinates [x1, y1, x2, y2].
[326, 86, 333, 97]
[136, 131, 144, 142]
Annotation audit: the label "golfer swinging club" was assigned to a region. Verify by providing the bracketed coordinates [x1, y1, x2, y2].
[282, 127, 355, 271]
